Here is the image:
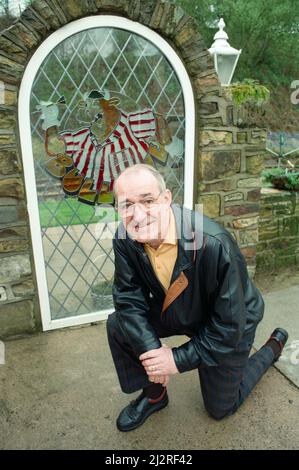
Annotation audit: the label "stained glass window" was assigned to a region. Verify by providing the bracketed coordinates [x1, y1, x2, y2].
[30, 27, 186, 321]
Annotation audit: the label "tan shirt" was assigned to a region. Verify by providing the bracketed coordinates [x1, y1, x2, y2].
[144, 209, 178, 292]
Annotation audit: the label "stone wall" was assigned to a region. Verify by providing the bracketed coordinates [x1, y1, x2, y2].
[0, 84, 40, 337]
[257, 188, 299, 271]
[197, 100, 267, 278]
[0, 0, 266, 338]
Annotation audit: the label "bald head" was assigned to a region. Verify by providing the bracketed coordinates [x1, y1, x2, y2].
[113, 164, 166, 199]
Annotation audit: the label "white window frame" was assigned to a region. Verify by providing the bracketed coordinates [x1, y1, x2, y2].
[18, 15, 196, 331]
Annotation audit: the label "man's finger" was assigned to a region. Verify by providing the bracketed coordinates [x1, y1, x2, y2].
[141, 359, 157, 368]
[162, 376, 169, 387]
[147, 369, 164, 377]
[149, 375, 163, 384]
[139, 349, 160, 361]
[142, 360, 162, 371]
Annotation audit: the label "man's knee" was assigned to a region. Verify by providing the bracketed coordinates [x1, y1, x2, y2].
[204, 403, 237, 421]
[106, 311, 120, 337]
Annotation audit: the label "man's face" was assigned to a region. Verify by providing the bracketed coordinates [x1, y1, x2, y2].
[116, 171, 172, 244]
[76, 99, 102, 124]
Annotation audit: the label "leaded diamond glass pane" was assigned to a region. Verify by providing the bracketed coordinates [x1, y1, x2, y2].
[30, 27, 185, 322]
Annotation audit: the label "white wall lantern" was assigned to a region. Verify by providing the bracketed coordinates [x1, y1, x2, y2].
[208, 18, 241, 86]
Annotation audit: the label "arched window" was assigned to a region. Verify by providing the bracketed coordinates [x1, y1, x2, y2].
[19, 16, 195, 330]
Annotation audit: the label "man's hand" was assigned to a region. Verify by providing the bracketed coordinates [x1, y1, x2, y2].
[149, 374, 169, 387]
[139, 344, 179, 377]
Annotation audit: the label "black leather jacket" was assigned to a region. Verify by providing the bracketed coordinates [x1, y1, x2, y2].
[112, 204, 264, 373]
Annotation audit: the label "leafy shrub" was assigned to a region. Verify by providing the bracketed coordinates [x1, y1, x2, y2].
[262, 168, 299, 191]
[226, 79, 270, 106]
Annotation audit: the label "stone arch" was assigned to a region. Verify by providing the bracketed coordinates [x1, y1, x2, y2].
[0, 0, 265, 337]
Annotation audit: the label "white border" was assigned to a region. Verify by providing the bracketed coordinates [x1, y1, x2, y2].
[18, 15, 196, 331]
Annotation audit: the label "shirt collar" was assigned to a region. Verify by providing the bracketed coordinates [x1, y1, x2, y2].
[144, 207, 177, 250]
[163, 207, 177, 246]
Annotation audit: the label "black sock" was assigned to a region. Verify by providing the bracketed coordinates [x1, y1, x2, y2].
[265, 338, 281, 359]
[143, 383, 164, 400]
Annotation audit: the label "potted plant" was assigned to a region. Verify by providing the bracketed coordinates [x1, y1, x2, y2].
[262, 167, 299, 192]
[225, 78, 270, 127]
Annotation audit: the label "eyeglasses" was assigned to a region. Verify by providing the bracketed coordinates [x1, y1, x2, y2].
[115, 192, 163, 216]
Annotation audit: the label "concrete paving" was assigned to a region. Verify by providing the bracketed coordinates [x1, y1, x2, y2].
[254, 284, 299, 388]
[0, 285, 299, 450]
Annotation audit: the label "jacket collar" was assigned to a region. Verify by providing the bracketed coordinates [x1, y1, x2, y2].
[170, 204, 198, 279]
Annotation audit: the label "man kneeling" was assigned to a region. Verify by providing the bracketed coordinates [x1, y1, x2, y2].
[107, 164, 288, 432]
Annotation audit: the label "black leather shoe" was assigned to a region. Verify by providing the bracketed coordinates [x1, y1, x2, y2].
[267, 327, 289, 362]
[117, 389, 168, 432]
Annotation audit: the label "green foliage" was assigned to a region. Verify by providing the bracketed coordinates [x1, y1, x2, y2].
[284, 173, 299, 191]
[262, 168, 299, 191]
[173, 0, 299, 87]
[263, 167, 285, 178]
[226, 79, 270, 106]
[39, 198, 119, 228]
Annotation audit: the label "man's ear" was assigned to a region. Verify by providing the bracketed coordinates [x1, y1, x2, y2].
[164, 188, 172, 206]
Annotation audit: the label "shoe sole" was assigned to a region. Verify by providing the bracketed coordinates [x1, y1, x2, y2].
[117, 397, 169, 432]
